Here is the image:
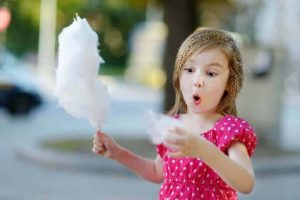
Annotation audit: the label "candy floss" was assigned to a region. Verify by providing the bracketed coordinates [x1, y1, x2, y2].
[54, 15, 110, 130]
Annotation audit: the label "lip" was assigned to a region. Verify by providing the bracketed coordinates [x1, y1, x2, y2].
[192, 94, 201, 105]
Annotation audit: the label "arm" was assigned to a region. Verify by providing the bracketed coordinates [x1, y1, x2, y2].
[165, 127, 255, 194]
[93, 131, 164, 183]
[197, 140, 254, 194]
[116, 149, 164, 183]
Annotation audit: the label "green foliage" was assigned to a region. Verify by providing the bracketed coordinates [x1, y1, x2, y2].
[4, 0, 40, 56]
[100, 64, 125, 76]
[76, 0, 146, 66]
[4, 0, 146, 69]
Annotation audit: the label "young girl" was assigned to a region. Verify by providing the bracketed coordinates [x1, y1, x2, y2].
[92, 27, 257, 200]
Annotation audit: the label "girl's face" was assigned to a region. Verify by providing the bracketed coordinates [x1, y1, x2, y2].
[179, 47, 230, 115]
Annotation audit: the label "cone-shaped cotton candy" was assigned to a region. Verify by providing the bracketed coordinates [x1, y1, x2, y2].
[55, 15, 110, 130]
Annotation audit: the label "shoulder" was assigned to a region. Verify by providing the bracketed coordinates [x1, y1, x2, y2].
[214, 115, 254, 132]
[215, 115, 257, 156]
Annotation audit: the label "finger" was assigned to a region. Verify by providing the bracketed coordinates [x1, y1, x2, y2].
[165, 132, 185, 145]
[164, 136, 179, 146]
[94, 140, 105, 147]
[98, 148, 107, 156]
[97, 131, 107, 138]
[92, 146, 105, 154]
[167, 150, 183, 158]
[93, 139, 106, 148]
[93, 143, 104, 151]
[164, 140, 182, 151]
[92, 146, 100, 154]
[93, 138, 101, 147]
[94, 131, 103, 140]
[94, 133, 107, 143]
[93, 135, 103, 143]
[93, 145, 104, 152]
[169, 126, 186, 135]
[92, 148, 105, 155]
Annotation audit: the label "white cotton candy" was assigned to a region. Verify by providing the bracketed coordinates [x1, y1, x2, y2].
[145, 111, 183, 144]
[54, 15, 110, 130]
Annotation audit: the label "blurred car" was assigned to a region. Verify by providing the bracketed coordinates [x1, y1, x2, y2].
[0, 48, 43, 115]
[0, 83, 42, 115]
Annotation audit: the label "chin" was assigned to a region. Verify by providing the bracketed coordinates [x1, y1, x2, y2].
[189, 108, 203, 114]
[188, 105, 216, 115]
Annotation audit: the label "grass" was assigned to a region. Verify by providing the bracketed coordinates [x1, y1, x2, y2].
[41, 138, 91, 154]
[40, 137, 300, 161]
[41, 137, 157, 158]
[100, 65, 126, 76]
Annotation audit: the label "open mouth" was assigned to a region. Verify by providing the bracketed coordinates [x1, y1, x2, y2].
[193, 94, 201, 105]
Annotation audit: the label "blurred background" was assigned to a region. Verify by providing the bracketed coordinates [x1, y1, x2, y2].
[0, 0, 300, 199]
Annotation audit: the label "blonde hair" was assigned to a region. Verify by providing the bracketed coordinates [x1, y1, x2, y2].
[168, 27, 244, 116]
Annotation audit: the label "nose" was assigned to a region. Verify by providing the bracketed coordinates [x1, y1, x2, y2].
[193, 74, 204, 88]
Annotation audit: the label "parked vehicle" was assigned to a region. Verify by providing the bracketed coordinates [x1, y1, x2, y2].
[0, 48, 43, 115]
[0, 83, 42, 115]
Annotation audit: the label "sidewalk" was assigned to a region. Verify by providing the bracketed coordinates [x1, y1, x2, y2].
[3, 77, 300, 200]
[12, 75, 300, 182]
[15, 134, 300, 177]
[13, 134, 300, 200]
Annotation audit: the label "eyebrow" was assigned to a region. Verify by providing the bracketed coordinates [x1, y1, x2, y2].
[185, 60, 195, 65]
[206, 62, 225, 69]
[184, 61, 226, 69]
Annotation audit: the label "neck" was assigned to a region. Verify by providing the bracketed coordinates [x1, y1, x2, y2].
[187, 107, 222, 120]
[179, 112, 223, 134]
[188, 113, 220, 123]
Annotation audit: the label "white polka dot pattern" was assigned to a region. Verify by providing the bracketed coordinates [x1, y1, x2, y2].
[156, 115, 257, 200]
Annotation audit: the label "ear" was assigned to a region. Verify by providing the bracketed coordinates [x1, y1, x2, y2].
[224, 88, 229, 94]
[223, 90, 229, 98]
[225, 81, 230, 93]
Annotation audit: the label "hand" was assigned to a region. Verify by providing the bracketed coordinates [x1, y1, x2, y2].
[164, 126, 204, 158]
[92, 131, 123, 159]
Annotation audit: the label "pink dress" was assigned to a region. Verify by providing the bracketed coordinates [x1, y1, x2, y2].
[156, 115, 257, 200]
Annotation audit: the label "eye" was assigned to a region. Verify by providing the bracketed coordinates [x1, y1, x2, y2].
[207, 71, 217, 77]
[184, 67, 195, 73]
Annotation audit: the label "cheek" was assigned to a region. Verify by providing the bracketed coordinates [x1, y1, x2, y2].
[208, 79, 228, 98]
[179, 84, 190, 105]
[179, 77, 192, 95]
[179, 84, 187, 99]
[215, 73, 230, 93]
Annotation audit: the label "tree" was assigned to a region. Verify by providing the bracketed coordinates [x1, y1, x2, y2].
[162, 0, 198, 112]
